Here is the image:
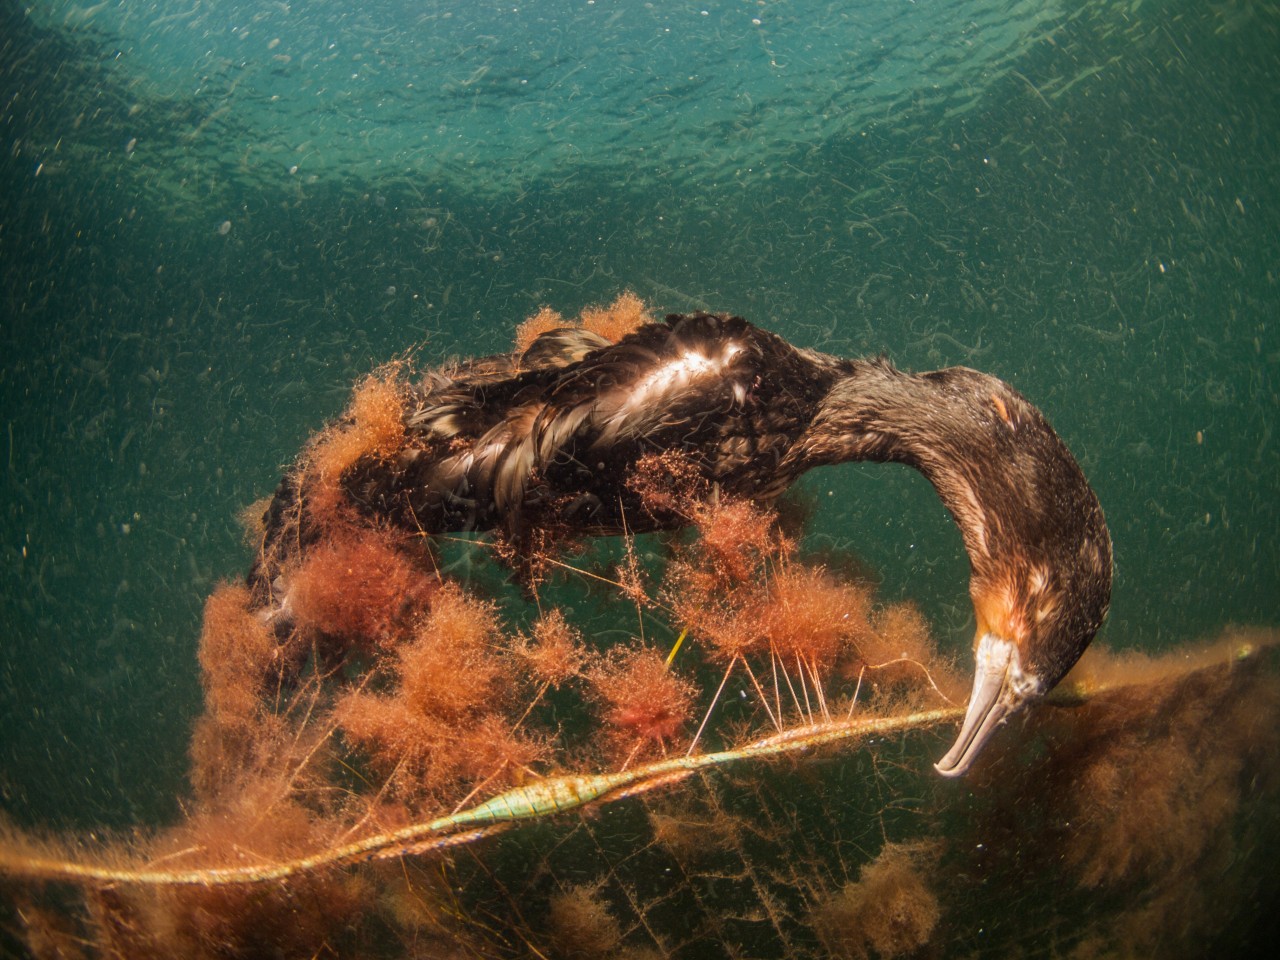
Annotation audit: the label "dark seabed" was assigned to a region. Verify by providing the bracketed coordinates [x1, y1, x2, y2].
[1, 0, 1277, 956]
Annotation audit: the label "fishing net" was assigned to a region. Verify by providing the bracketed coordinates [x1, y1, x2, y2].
[3, 298, 1278, 959]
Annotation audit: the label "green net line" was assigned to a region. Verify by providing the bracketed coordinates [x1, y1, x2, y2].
[3, 707, 964, 887]
[3, 637, 1268, 889]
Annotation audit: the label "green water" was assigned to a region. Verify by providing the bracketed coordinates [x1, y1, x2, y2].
[1, 0, 1276, 846]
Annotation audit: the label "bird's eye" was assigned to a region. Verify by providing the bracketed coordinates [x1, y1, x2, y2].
[990, 393, 1013, 427]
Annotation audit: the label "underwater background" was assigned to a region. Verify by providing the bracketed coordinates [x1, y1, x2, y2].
[1, 0, 1277, 953]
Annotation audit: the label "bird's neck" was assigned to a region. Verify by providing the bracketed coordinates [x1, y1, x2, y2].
[788, 359, 1111, 683]
[791, 360, 1086, 580]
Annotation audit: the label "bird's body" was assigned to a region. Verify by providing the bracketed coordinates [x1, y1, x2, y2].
[255, 312, 1112, 776]
[347, 313, 852, 538]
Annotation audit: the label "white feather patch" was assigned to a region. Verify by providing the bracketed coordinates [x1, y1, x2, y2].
[595, 343, 746, 446]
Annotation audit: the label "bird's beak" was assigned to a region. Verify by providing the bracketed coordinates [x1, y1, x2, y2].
[934, 632, 1041, 778]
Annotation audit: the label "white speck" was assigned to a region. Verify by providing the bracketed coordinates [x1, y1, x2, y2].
[218, 220, 232, 235]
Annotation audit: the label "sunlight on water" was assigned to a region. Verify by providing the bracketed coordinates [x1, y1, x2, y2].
[28, 0, 1067, 194]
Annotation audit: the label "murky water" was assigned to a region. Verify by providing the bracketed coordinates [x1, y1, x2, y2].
[1, 0, 1277, 952]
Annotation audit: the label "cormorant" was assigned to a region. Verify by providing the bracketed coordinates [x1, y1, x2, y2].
[255, 312, 1112, 776]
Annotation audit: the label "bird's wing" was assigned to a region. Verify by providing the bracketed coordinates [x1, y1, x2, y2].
[486, 316, 761, 510]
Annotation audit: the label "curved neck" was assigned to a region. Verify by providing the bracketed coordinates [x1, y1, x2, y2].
[789, 360, 1112, 683]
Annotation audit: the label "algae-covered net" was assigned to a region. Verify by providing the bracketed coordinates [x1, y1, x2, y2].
[2, 299, 1278, 959]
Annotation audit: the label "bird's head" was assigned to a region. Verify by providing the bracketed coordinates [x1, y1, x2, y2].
[935, 529, 1111, 777]
[789, 359, 1112, 776]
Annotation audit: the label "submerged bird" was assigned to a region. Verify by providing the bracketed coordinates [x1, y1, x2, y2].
[257, 312, 1112, 776]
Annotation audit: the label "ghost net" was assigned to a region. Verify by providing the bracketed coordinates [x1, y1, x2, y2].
[3, 298, 1278, 959]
